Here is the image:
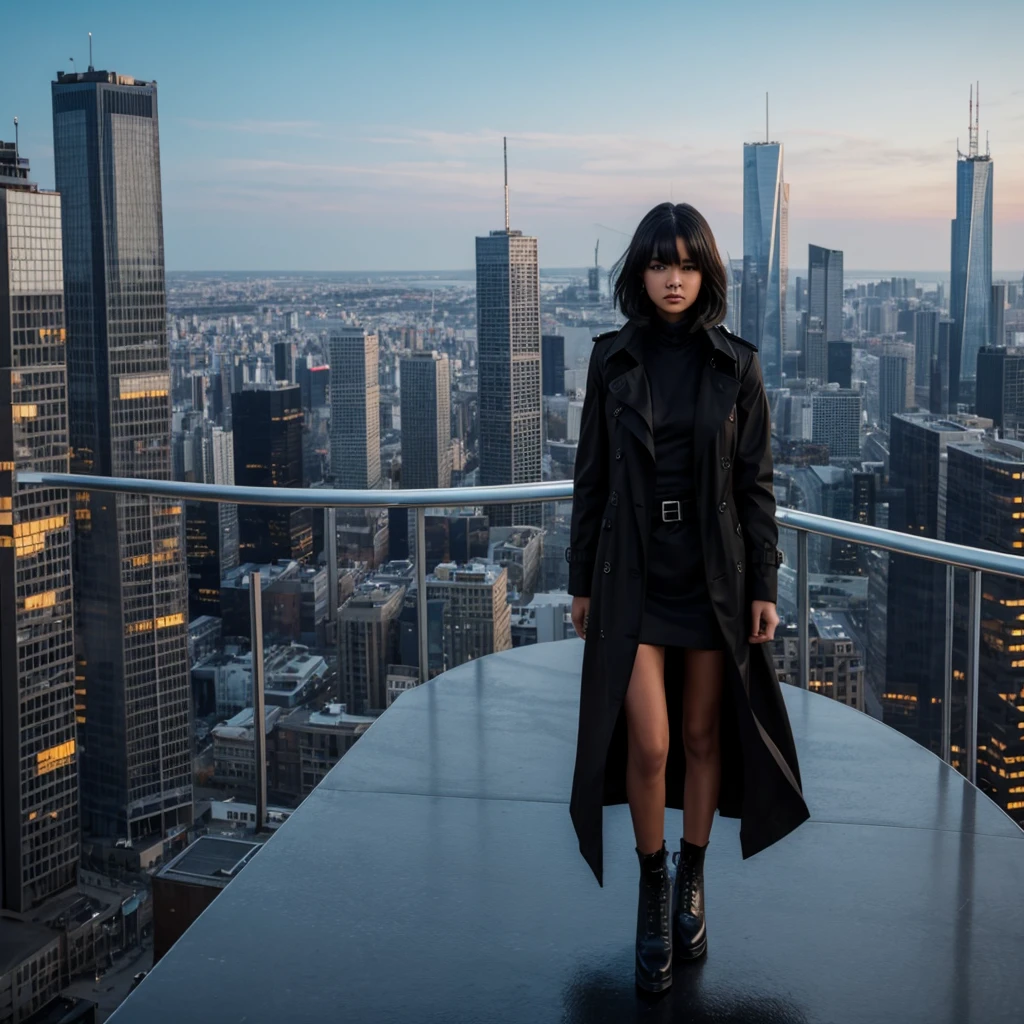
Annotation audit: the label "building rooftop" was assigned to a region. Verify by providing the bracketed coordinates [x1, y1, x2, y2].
[155, 836, 261, 890]
[111, 641, 1024, 1023]
[0, 919, 57, 976]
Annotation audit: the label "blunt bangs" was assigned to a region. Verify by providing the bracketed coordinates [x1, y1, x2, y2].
[612, 202, 729, 330]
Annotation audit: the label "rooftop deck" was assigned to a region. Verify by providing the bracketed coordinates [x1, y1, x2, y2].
[111, 639, 1023, 1023]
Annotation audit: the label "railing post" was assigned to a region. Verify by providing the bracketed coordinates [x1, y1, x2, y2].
[249, 570, 267, 831]
[942, 563, 954, 766]
[797, 530, 810, 690]
[415, 507, 429, 683]
[966, 569, 981, 786]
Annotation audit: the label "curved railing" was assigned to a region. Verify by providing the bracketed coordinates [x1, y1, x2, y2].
[18, 470, 1024, 783]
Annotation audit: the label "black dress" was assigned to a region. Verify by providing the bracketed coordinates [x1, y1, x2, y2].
[637, 313, 725, 650]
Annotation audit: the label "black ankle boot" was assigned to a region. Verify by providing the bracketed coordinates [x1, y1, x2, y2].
[671, 838, 708, 959]
[634, 841, 672, 993]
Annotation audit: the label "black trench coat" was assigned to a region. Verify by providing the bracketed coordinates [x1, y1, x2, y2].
[566, 317, 811, 887]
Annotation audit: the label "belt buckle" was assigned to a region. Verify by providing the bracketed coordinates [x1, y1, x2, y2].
[661, 500, 681, 522]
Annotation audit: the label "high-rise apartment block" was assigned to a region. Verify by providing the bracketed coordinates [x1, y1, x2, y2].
[742, 141, 788, 386]
[0, 145, 79, 911]
[329, 328, 381, 489]
[426, 562, 511, 668]
[879, 342, 915, 429]
[400, 351, 451, 490]
[476, 230, 542, 527]
[810, 388, 862, 460]
[338, 581, 405, 715]
[884, 414, 986, 754]
[944, 437, 1024, 818]
[52, 69, 192, 842]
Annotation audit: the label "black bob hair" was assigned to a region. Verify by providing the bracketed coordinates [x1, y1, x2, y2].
[612, 202, 728, 330]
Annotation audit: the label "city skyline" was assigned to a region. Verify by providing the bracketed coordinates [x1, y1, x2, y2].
[3, 1, 1024, 272]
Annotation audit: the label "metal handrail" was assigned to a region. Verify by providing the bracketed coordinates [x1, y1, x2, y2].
[18, 470, 1024, 583]
[18, 471, 1017, 786]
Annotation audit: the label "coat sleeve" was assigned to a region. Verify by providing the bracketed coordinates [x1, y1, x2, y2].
[567, 346, 609, 597]
[733, 348, 779, 604]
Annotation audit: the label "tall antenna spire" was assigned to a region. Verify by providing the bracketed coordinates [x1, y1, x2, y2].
[968, 83, 978, 157]
[503, 136, 509, 233]
[12, 117, 18, 166]
[765, 92, 769, 143]
[88, 32, 94, 71]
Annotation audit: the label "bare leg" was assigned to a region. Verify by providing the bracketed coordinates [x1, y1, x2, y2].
[681, 648, 725, 846]
[624, 643, 669, 855]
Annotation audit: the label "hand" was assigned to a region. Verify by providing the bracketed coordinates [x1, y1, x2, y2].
[749, 601, 779, 644]
[571, 596, 591, 640]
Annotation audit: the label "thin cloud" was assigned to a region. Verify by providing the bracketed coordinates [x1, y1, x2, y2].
[176, 117, 332, 140]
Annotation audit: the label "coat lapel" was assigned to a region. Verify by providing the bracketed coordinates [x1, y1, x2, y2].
[605, 322, 655, 462]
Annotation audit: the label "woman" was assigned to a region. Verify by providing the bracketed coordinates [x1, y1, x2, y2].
[566, 202, 810, 994]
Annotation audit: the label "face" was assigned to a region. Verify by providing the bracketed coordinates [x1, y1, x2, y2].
[642, 236, 702, 322]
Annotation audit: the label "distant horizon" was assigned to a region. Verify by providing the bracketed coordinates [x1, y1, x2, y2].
[165, 267, 1024, 280]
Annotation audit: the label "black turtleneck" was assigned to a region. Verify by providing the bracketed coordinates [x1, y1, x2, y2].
[643, 310, 708, 500]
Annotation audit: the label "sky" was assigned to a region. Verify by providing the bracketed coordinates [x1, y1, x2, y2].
[3, 0, 1024, 273]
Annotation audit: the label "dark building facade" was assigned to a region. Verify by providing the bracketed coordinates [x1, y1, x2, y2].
[944, 438, 1024, 815]
[231, 386, 311, 565]
[977, 347, 1024, 440]
[52, 70, 192, 842]
[0, 146, 80, 911]
[807, 245, 843, 344]
[541, 334, 565, 396]
[476, 230, 542, 527]
[826, 341, 852, 389]
[884, 415, 981, 754]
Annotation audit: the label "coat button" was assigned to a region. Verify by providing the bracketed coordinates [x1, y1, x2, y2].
[721, 456, 732, 470]
[600, 629, 605, 639]
[728, 409, 736, 422]
[709, 357, 717, 369]
[603, 518, 611, 530]
[718, 501, 727, 514]
[736, 560, 744, 573]
[603, 561, 611, 574]
[615, 448, 622, 460]
[735, 523, 742, 536]
[609, 492, 618, 506]
[613, 406, 622, 417]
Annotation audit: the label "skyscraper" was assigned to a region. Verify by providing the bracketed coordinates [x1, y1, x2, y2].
[476, 218, 542, 527]
[0, 144, 79, 911]
[52, 69, 192, 841]
[329, 328, 381, 489]
[541, 334, 565, 396]
[879, 342, 915, 429]
[232, 386, 311, 564]
[950, 86, 994, 403]
[914, 310, 940, 406]
[804, 317, 826, 384]
[185, 425, 239, 619]
[400, 351, 451, 490]
[807, 245, 843, 343]
[742, 139, 788, 386]
[930, 319, 955, 414]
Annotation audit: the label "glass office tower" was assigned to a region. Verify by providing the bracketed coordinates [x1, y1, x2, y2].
[52, 70, 192, 842]
[476, 229, 542, 527]
[0, 145, 79, 911]
[950, 95, 993, 403]
[742, 141, 788, 387]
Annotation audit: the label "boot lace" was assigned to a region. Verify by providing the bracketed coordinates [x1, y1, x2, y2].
[645, 864, 670, 931]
